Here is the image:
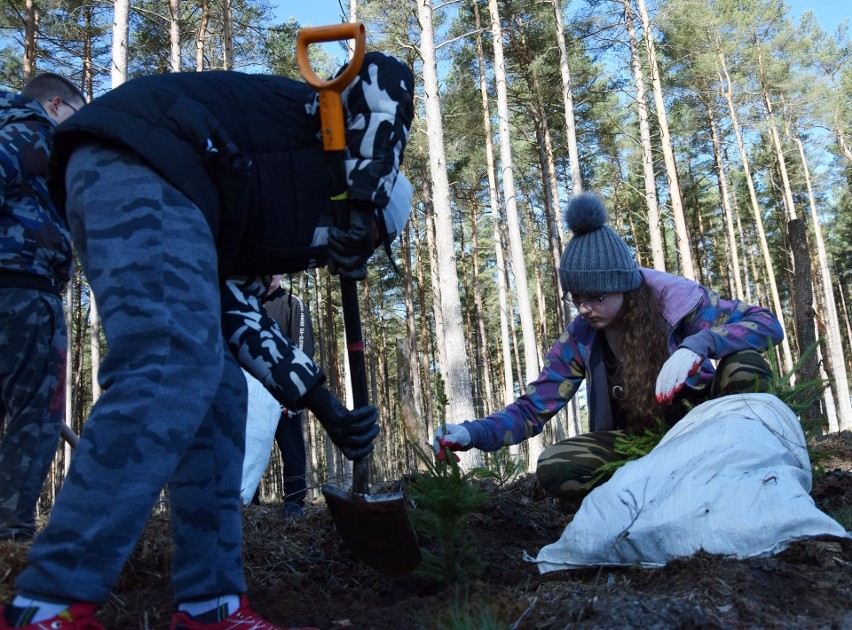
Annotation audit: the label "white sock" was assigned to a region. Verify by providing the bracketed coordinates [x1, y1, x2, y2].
[10, 597, 70, 623]
[178, 594, 240, 620]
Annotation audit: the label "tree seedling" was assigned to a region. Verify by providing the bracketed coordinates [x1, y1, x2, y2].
[407, 439, 490, 584]
[406, 376, 490, 584]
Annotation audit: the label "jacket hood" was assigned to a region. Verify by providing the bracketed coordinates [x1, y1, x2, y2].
[0, 91, 54, 128]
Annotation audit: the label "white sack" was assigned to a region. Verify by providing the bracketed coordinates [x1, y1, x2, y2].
[534, 393, 850, 572]
[240, 369, 282, 505]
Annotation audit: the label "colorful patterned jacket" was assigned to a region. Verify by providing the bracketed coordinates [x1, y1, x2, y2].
[0, 91, 71, 294]
[463, 268, 784, 450]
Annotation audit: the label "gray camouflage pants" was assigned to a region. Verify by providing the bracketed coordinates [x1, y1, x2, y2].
[0, 288, 66, 540]
[17, 144, 247, 603]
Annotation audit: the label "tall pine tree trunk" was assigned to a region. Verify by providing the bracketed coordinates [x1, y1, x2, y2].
[170, 0, 181, 71]
[111, 0, 128, 86]
[794, 134, 851, 430]
[23, 0, 36, 81]
[401, 218, 424, 438]
[716, 50, 793, 372]
[222, 0, 233, 70]
[622, 0, 664, 271]
[196, 0, 209, 71]
[550, 0, 582, 196]
[417, 0, 480, 468]
[488, 0, 544, 469]
[703, 98, 744, 300]
[635, 0, 695, 279]
[410, 203, 435, 435]
[508, 12, 566, 325]
[470, 198, 494, 415]
[473, 0, 514, 410]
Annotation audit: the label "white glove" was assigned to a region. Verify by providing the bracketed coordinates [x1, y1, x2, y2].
[655, 348, 702, 405]
[432, 424, 471, 456]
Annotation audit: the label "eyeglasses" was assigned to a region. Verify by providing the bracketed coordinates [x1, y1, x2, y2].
[60, 99, 79, 113]
[563, 293, 609, 310]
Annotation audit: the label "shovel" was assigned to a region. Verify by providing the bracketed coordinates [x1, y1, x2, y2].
[61, 423, 79, 449]
[297, 23, 421, 577]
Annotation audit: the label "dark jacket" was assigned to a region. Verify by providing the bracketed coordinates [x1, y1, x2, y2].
[263, 287, 314, 359]
[0, 91, 71, 293]
[50, 71, 328, 275]
[50, 53, 414, 276]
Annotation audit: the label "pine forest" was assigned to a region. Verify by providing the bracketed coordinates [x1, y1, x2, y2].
[2, 0, 851, 510]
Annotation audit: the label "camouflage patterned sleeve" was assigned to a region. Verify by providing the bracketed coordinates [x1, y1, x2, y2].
[464, 327, 588, 452]
[0, 114, 71, 285]
[340, 52, 414, 209]
[0, 121, 30, 208]
[676, 285, 784, 360]
[221, 276, 325, 408]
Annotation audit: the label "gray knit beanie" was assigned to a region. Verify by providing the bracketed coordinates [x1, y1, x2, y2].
[558, 193, 642, 294]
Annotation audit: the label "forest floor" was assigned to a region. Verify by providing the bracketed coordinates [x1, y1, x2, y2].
[1, 431, 851, 630]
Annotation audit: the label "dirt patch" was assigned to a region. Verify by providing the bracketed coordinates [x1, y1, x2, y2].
[2, 432, 851, 629]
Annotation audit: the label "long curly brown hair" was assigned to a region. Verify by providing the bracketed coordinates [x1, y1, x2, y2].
[617, 281, 670, 431]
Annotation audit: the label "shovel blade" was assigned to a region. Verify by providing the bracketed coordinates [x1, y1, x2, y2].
[323, 484, 422, 577]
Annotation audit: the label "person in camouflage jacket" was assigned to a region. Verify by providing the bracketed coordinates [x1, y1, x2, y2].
[0, 73, 85, 543]
[435, 192, 784, 502]
[2, 53, 413, 630]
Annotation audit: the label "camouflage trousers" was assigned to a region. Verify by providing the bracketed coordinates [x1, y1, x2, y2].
[18, 144, 248, 603]
[537, 349, 774, 501]
[0, 288, 66, 540]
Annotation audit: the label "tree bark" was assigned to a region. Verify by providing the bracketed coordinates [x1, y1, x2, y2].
[222, 0, 233, 70]
[793, 134, 852, 430]
[401, 215, 424, 437]
[111, 0, 129, 86]
[23, 0, 36, 81]
[550, 0, 583, 196]
[525, 94, 564, 332]
[196, 0, 209, 71]
[473, 0, 514, 410]
[421, 159, 447, 397]
[470, 196, 494, 415]
[716, 50, 793, 372]
[757, 48, 797, 224]
[706, 103, 743, 300]
[409, 202, 435, 436]
[486, 0, 542, 472]
[787, 219, 822, 425]
[170, 0, 181, 72]
[834, 108, 852, 163]
[416, 0, 480, 468]
[635, 0, 695, 279]
[622, 0, 664, 271]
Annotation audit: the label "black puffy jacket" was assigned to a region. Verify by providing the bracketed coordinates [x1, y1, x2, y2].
[50, 53, 413, 275]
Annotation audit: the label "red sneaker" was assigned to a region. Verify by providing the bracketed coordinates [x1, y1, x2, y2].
[169, 596, 317, 630]
[0, 603, 104, 630]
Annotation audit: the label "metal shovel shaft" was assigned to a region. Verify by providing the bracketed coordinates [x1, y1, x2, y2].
[298, 23, 421, 577]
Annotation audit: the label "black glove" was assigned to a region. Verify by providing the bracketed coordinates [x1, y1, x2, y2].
[301, 386, 379, 460]
[328, 201, 375, 280]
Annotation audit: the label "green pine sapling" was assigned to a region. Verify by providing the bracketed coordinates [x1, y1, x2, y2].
[406, 376, 490, 584]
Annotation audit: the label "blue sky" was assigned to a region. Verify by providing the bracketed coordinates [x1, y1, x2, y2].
[786, 0, 850, 32]
[271, 1, 850, 34]
[270, 1, 849, 77]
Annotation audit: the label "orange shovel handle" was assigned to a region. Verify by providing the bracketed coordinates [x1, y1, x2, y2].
[296, 23, 366, 151]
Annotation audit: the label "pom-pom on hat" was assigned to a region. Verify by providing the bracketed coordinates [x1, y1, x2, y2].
[558, 192, 642, 295]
